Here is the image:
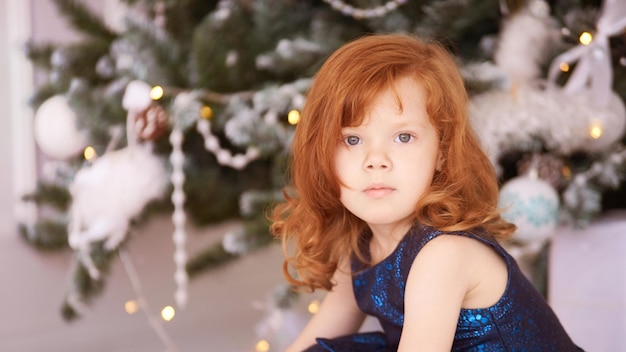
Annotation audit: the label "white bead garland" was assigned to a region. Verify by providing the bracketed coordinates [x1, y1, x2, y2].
[323, 0, 406, 19]
[169, 127, 189, 308]
[164, 101, 262, 310]
[196, 119, 261, 169]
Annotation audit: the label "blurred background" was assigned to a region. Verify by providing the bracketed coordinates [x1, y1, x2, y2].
[1, 0, 625, 351]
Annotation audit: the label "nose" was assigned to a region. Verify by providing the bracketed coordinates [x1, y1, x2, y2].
[364, 150, 391, 170]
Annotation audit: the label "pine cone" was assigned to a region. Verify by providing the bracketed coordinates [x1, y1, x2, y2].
[134, 104, 169, 140]
[517, 154, 565, 189]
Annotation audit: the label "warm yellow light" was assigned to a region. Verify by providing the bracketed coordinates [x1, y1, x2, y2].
[201, 105, 213, 119]
[562, 165, 572, 180]
[559, 62, 570, 72]
[124, 300, 138, 314]
[590, 126, 602, 139]
[161, 305, 175, 321]
[83, 146, 97, 161]
[579, 32, 593, 45]
[308, 299, 320, 314]
[589, 119, 603, 139]
[255, 339, 270, 352]
[150, 85, 164, 100]
[288, 110, 300, 125]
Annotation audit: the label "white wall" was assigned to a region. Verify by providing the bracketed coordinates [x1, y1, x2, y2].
[0, 0, 36, 237]
[0, 0, 109, 238]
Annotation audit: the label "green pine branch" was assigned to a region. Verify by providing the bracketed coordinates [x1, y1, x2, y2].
[19, 219, 69, 250]
[186, 242, 239, 278]
[61, 242, 118, 321]
[52, 0, 118, 42]
[186, 216, 275, 277]
[21, 181, 72, 211]
[123, 18, 187, 86]
[23, 40, 56, 70]
[27, 83, 62, 109]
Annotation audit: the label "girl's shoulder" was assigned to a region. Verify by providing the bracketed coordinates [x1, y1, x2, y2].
[351, 225, 508, 281]
[408, 225, 504, 257]
[412, 227, 510, 275]
[409, 230, 509, 309]
[414, 232, 502, 269]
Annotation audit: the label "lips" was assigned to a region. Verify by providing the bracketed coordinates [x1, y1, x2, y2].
[364, 183, 394, 198]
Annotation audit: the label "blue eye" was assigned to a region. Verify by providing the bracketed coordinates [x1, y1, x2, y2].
[395, 133, 413, 143]
[344, 135, 361, 146]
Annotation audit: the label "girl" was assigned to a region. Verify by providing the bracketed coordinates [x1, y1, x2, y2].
[271, 34, 581, 351]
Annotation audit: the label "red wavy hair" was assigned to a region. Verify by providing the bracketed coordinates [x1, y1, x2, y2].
[271, 34, 515, 291]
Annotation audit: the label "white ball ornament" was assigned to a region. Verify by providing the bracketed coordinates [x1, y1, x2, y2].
[498, 174, 560, 243]
[34, 95, 87, 159]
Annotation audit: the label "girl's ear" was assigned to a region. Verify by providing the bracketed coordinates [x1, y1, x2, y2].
[436, 152, 444, 172]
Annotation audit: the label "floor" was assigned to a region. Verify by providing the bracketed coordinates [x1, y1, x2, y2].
[549, 210, 626, 352]
[1, 211, 624, 352]
[0, 217, 322, 352]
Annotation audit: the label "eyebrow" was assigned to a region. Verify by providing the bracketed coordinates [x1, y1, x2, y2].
[386, 116, 430, 131]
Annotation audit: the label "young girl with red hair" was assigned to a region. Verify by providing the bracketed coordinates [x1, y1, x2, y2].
[271, 34, 581, 351]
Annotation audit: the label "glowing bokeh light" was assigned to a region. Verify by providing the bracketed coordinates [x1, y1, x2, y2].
[255, 339, 270, 352]
[308, 299, 320, 314]
[201, 105, 213, 119]
[83, 146, 97, 161]
[124, 300, 138, 314]
[150, 85, 164, 100]
[288, 110, 300, 125]
[589, 119, 603, 139]
[579, 32, 593, 45]
[161, 305, 175, 321]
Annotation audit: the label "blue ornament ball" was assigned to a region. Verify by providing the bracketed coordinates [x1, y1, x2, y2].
[498, 175, 560, 242]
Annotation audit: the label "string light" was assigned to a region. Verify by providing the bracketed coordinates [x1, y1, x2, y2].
[589, 119, 603, 139]
[255, 340, 270, 352]
[83, 146, 97, 161]
[579, 32, 593, 45]
[161, 306, 176, 321]
[288, 109, 300, 125]
[308, 299, 320, 314]
[200, 105, 213, 119]
[561, 165, 572, 180]
[124, 300, 139, 314]
[559, 62, 570, 72]
[150, 85, 164, 100]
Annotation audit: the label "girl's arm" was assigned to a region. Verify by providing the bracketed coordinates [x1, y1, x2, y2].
[398, 234, 504, 351]
[285, 259, 366, 352]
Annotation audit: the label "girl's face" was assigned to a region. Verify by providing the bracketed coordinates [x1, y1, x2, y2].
[334, 77, 441, 237]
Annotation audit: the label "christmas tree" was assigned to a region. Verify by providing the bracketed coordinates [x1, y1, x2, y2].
[21, 0, 626, 335]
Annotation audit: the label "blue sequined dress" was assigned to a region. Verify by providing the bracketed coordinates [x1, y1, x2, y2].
[304, 225, 583, 351]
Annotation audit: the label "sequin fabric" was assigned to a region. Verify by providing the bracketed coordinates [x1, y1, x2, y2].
[306, 225, 583, 351]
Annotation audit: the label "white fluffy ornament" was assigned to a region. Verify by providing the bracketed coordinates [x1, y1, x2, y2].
[494, 0, 555, 86]
[68, 145, 167, 278]
[34, 95, 87, 159]
[470, 86, 626, 167]
[499, 173, 560, 243]
[122, 80, 153, 112]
